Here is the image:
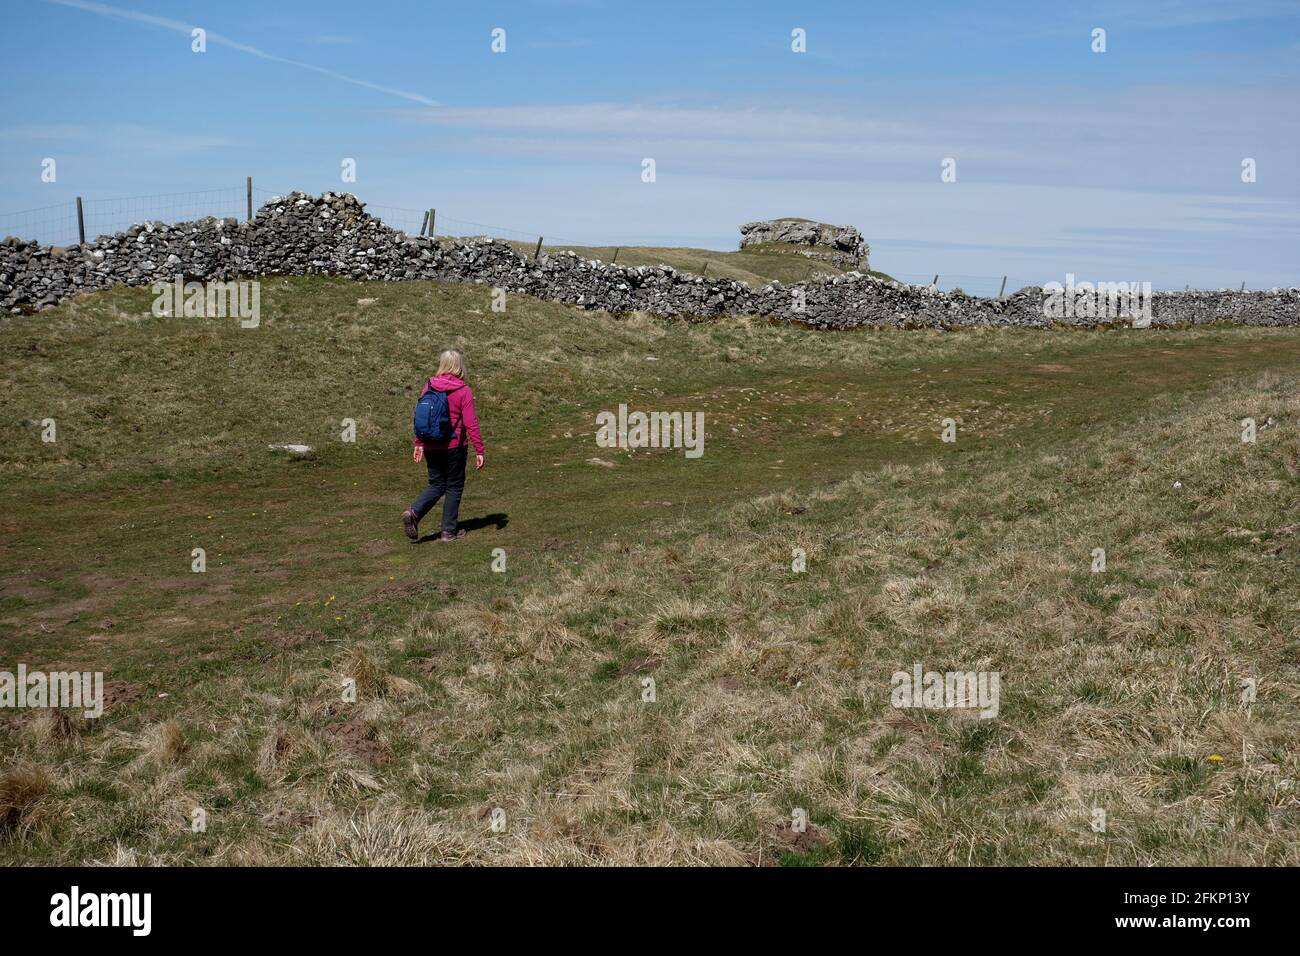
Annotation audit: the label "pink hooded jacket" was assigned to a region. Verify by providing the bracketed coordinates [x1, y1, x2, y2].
[413, 374, 485, 456]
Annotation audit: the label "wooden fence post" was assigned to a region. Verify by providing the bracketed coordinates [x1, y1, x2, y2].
[998, 275, 1007, 298]
[428, 209, 436, 236]
[611, 247, 620, 264]
[932, 274, 939, 286]
[1240, 282, 1246, 292]
[701, 261, 709, 276]
[420, 211, 429, 236]
[246, 177, 253, 222]
[76, 196, 85, 245]
[533, 236, 544, 259]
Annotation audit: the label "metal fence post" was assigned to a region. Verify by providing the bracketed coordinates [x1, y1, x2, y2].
[246, 177, 253, 222]
[76, 196, 85, 245]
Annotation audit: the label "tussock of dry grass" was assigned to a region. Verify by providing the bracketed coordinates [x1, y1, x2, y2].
[291, 803, 479, 867]
[24, 710, 77, 746]
[141, 720, 189, 767]
[343, 646, 386, 700]
[0, 764, 51, 833]
[256, 724, 304, 781]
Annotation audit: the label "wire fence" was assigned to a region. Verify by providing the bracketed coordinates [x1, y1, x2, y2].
[0, 201, 82, 249]
[889, 272, 1045, 298]
[0, 187, 251, 248]
[0, 182, 1277, 294]
[81, 187, 250, 245]
[365, 200, 597, 249]
[0, 183, 676, 254]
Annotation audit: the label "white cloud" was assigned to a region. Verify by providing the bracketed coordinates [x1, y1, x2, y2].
[386, 84, 1300, 196]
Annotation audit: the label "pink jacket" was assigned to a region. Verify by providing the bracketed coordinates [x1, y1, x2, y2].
[413, 374, 485, 456]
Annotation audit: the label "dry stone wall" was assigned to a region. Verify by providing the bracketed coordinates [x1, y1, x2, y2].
[3, 192, 1297, 329]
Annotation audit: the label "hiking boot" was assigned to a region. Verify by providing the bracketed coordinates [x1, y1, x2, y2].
[440, 528, 467, 541]
[401, 510, 419, 541]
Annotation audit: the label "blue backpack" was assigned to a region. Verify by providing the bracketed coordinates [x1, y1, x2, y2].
[413, 383, 453, 443]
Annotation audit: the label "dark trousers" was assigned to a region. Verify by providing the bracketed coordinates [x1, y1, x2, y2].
[411, 445, 468, 534]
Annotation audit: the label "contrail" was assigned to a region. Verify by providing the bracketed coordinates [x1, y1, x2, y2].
[44, 0, 439, 106]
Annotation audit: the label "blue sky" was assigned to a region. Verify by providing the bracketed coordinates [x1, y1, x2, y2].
[2, 0, 1299, 290]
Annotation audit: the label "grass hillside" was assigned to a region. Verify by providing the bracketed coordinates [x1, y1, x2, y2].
[500, 239, 894, 286]
[1, 276, 1297, 865]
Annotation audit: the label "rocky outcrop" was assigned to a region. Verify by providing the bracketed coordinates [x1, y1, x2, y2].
[2, 192, 1297, 329]
[739, 217, 869, 269]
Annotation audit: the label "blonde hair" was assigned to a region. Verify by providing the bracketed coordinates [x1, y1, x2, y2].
[436, 348, 466, 378]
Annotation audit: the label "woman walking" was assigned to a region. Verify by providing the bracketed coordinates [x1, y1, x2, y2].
[402, 348, 485, 541]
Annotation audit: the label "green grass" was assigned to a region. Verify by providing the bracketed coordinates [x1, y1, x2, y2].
[1, 274, 1297, 865]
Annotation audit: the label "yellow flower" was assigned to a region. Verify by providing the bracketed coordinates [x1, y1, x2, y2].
[1207, 754, 1224, 763]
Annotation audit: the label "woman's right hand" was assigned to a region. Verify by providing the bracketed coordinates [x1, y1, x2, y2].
[413, 445, 424, 463]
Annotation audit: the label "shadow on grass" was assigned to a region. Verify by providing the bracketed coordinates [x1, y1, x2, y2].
[415, 512, 509, 543]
